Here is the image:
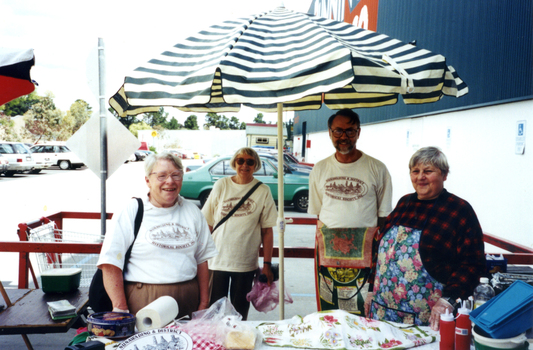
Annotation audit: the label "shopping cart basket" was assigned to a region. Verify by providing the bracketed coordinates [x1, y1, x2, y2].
[27, 221, 105, 287]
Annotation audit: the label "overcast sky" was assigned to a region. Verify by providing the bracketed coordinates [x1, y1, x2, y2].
[2, 0, 312, 124]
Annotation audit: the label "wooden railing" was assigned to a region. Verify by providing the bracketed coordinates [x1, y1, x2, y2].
[1, 212, 532, 289]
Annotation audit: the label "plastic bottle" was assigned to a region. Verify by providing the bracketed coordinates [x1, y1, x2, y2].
[473, 277, 495, 309]
[439, 309, 455, 350]
[455, 301, 471, 350]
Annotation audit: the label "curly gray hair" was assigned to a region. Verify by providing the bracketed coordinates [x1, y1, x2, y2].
[144, 151, 184, 177]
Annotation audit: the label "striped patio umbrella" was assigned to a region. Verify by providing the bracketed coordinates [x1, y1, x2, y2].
[0, 48, 36, 106]
[110, 7, 468, 319]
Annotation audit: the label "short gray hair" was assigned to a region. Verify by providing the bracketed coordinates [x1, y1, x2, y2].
[144, 151, 183, 177]
[409, 146, 450, 177]
[230, 147, 261, 172]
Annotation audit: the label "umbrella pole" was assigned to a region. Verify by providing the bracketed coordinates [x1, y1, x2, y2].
[98, 37, 108, 236]
[277, 103, 285, 320]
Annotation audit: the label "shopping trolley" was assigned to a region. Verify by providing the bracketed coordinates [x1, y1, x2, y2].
[27, 221, 105, 287]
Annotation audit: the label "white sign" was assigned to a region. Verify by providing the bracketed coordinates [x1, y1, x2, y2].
[67, 114, 141, 179]
[515, 120, 526, 155]
[117, 328, 193, 350]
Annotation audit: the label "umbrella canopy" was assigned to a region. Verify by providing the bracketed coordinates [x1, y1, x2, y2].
[0, 48, 36, 106]
[110, 6, 468, 319]
[110, 7, 467, 116]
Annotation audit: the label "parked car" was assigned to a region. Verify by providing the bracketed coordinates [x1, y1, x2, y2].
[135, 150, 153, 161]
[180, 156, 309, 212]
[257, 152, 312, 175]
[0, 142, 35, 176]
[0, 154, 8, 175]
[30, 143, 84, 170]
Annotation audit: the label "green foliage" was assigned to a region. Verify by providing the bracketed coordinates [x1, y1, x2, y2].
[285, 119, 294, 140]
[204, 112, 230, 130]
[129, 121, 152, 137]
[166, 117, 182, 130]
[66, 99, 92, 135]
[24, 93, 64, 142]
[0, 91, 40, 116]
[253, 113, 265, 124]
[143, 107, 168, 128]
[184, 115, 199, 130]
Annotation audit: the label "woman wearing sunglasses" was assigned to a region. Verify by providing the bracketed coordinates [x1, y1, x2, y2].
[202, 147, 277, 319]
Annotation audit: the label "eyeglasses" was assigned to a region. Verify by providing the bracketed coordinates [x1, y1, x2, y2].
[150, 172, 183, 182]
[330, 128, 359, 138]
[236, 158, 255, 166]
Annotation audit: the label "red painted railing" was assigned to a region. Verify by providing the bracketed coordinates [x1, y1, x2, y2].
[2, 212, 532, 289]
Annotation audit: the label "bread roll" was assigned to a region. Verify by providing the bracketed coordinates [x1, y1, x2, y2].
[225, 330, 256, 350]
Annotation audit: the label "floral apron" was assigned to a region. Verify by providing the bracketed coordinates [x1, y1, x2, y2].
[370, 225, 444, 326]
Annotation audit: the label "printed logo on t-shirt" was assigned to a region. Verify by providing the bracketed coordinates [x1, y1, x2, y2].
[221, 197, 256, 217]
[146, 222, 194, 249]
[324, 176, 368, 201]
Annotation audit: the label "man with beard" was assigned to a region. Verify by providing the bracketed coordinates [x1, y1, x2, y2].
[309, 109, 392, 316]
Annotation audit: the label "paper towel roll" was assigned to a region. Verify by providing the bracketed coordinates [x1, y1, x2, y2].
[136, 296, 179, 331]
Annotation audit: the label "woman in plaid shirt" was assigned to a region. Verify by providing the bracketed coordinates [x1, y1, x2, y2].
[364, 147, 485, 331]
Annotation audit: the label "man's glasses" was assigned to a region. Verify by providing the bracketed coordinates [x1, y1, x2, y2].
[236, 158, 255, 166]
[150, 172, 183, 182]
[330, 128, 359, 138]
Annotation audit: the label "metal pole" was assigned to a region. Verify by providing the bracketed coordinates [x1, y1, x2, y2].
[277, 103, 285, 319]
[98, 38, 108, 235]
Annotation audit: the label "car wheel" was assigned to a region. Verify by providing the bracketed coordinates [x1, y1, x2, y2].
[5, 171, 15, 177]
[29, 169, 42, 174]
[199, 190, 211, 208]
[59, 160, 71, 170]
[293, 191, 309, 213]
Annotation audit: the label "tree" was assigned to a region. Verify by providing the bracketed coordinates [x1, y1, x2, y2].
[184, 115, 199, 130]
[109, 107, 138, 130]
[0, 91, 40, 116]
[204, 112, 231, 130]
[253, 113, 265, 124]
[166, 117, 182, 130]
[129, 121, 152, 138]
[66, 99, 92, 134]
[229, 116, 246, 130]
[24, 93, 64, 142]
[143, 107, 168, 128]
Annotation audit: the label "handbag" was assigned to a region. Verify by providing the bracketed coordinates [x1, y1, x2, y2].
[212, 181, 262, 232]
[88, 198, 144, 312]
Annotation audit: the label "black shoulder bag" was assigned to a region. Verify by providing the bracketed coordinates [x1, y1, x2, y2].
[89, 198, 144, 312]
[212, 181, 262, 232]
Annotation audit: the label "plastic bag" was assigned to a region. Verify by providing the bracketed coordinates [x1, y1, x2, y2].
[178, 297, 257, 347]
[246, 269, 293, 313]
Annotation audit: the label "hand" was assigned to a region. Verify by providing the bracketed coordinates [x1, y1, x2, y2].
[262, 264, 274, 286]
[112, 307, 129, 313]
[429, 298, 454, 331]
[364, 292, 374, 317]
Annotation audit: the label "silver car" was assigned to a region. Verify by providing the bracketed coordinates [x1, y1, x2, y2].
[0, 142, 35, 176]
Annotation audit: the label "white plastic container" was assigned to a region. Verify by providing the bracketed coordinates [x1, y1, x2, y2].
[472, 327, 527, 349]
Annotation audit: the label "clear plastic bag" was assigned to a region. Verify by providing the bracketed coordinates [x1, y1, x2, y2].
[246, 269, 293, 313]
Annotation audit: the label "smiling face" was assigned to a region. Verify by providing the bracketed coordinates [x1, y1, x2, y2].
[329, 115, 360, 155]
[145, 159, 183, 207]
[235, 153, 256, 184]
[410, 162, 447, 200]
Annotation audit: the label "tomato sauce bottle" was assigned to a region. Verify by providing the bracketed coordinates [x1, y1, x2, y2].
[439, 308, 455, 350]
[455, 301, 471, 350]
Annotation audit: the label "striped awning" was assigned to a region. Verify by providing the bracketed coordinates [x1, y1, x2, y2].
[110, 7, 468, 116]
[0, 48, 36, 106]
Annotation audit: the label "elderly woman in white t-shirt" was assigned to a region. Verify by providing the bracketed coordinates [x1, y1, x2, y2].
[97, 152, 217, 318]
[202, 147, 278, 320]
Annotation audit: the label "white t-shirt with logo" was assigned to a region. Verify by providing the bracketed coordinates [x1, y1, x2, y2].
[97, 196, 217, 284]
[309, 152, 393, 228]
[202, 177, 277, 272]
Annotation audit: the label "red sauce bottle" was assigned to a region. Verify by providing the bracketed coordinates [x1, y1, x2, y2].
[439, 309, 455, 350]
[455, 302, 471, 350]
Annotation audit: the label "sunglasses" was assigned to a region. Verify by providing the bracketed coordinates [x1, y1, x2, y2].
[236, 158, 255, 166]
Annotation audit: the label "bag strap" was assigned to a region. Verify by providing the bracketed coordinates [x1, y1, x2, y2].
[123, 198, 144, 274]
[213, 181, 262, 233]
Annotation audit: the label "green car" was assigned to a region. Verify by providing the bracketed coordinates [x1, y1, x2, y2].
[180, 156, 309, 212]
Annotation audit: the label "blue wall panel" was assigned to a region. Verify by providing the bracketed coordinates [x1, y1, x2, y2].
[295, 0, 533, 134]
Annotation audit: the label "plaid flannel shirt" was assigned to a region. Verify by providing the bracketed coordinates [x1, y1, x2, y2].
[369, 189, 486, 301]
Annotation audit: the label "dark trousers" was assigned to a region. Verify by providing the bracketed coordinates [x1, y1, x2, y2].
[209, 269, 256, 320]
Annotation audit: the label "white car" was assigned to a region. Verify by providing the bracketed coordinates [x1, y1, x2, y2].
[30, 143, 84, 170]
[0, 142, 35, 176]
[0, 154, 9, 174]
